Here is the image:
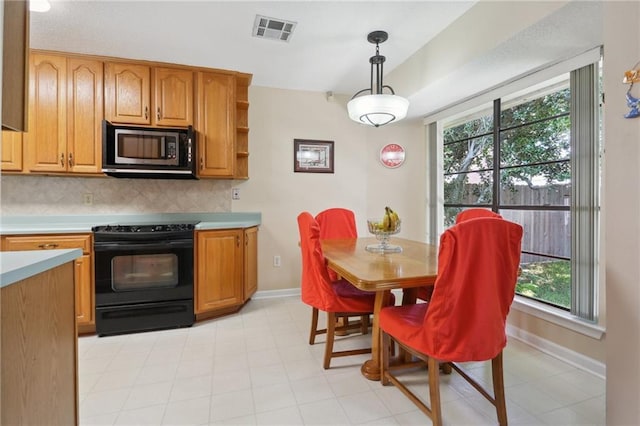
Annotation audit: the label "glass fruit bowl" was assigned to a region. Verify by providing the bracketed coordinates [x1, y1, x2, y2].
[366, 218, 402, 253]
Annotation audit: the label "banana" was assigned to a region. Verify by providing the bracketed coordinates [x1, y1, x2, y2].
[382, 210, 391, 231]
[385, 206, 400, 231]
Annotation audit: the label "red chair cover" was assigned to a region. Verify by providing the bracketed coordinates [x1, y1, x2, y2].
[316, 208, 358, 281]
[298, 212, 375, 313]
[417, 209, 504, 302]
[380, 217, 523, 362]
[455, 208, 502, 224]
[316, 208, 358, 240]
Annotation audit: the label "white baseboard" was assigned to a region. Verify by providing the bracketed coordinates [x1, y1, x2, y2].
[507, 324, 606, 379]
[253, 288, 301, 299]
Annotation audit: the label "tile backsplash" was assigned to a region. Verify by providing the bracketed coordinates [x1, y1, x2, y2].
[0, 175, 232, 215]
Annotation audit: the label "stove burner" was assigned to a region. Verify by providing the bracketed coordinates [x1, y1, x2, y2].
[92, 222, 198, 233]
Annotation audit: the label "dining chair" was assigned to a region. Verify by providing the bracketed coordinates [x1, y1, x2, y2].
[298, 211, 386, 369]
[315, 208, 358, 282]
[315, 208, 370, 334]
[379, 216, 523, 425]
[416, 208, 504, 302]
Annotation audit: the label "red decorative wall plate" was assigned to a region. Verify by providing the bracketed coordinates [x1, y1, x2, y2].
[380, 143, 406, 168]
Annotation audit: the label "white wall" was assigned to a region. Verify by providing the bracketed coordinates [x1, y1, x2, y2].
[604, 1, 640, 423]
[232, 86, 425, 292]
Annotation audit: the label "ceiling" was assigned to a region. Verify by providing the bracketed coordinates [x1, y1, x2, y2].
[29, 1, 603, 121]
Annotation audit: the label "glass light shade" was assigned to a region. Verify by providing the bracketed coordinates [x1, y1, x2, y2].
[347, 94, 409, 127]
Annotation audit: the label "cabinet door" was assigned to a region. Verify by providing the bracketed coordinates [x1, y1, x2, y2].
[25, 53, 67, 172]
[154, 67, 193, 127]
[74, 254, 94, 327]
[2, 0, 29, 131]
[67, 57, 103, 174]
[1, 234, 95, 331]
[244, 227, 258, 301]
[196, 72, 235, 177]
[104, 62, 151, 125]
[1, 130, 23, 171]
[195, 230, 243, 313]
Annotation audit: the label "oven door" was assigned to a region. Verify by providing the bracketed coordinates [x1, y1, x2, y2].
[94, 239, 194, 307]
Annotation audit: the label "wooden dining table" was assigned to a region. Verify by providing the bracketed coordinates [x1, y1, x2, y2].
[321, 236, 438, 381]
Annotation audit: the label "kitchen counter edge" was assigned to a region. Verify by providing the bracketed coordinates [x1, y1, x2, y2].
[1, 248, 83, 288]
[0, 212, 262, 235]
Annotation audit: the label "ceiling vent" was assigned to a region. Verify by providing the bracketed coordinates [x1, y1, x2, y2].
[252, 15, 296, 42]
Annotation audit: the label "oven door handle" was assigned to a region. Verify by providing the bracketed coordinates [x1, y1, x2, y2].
[94, 241, 193, 251]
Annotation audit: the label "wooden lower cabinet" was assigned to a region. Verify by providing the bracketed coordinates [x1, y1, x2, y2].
[1, 234, 95, 333]
[1, 261, 78, 425]
[244, 226, 258, 301]
[195, 227, 258, 318]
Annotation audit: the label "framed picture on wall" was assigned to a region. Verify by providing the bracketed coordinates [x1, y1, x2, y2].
[294, 139, 334, 173]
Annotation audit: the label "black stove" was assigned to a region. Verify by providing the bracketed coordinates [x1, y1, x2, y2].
[92, 221, 199, 336]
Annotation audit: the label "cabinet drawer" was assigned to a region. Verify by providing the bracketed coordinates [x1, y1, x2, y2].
[2, 234, 92, 253]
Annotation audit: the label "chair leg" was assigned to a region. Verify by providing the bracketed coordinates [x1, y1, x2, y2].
[427, 357, 443, 426]
[360, 315, 369, 335]
[492, 352, 508, 426]
[309, 307, 319, 345]
[335, 317, 348, 336]
[323, 312, 336, 369]
[381, 331, 391, 385]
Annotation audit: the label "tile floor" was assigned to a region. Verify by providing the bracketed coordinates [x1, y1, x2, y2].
[78, 296, 605, 425]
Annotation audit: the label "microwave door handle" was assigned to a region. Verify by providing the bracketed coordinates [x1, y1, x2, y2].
[160, 136, 166, 159]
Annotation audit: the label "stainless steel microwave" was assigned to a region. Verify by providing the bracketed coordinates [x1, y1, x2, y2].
[102, 120, 197, 179]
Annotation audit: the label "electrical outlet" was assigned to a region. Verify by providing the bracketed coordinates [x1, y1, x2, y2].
[82, 193, 93, 205]
[273, 255, 281, 267]
[232, 188, 240, 200]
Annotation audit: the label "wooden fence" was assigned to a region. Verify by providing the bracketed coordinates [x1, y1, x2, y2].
[454, 183, 571, 259]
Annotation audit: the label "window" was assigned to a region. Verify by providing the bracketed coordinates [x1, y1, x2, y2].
[441, 64, 600, 321]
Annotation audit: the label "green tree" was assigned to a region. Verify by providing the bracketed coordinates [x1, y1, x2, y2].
[444, 89, 571, 224]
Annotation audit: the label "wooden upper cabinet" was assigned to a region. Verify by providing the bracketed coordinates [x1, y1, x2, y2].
[105, 62, 193, 127]
[2, 0, 29, 132]
[1, 131, 23, 171]
[15, 51, 249, 178]
[196, 72, 235, 177]
[104, 62, 151, 125]
[25, 53, 67, 173]
[153, 67, 194, 126]
[67, 57, 103, 173]
[24, 52, 103, 174]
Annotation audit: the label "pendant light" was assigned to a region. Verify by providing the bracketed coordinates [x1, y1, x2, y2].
[347, 31, 409, 127]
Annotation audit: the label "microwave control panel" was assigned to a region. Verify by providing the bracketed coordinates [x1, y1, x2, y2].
[167, 141, 177, 159]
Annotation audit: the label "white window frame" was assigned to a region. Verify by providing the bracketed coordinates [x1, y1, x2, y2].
[425, 47, 604, 337]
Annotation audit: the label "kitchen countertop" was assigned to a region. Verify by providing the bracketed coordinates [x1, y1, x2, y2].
[0, 249, 83, 288]
[0, 212, 261, 235]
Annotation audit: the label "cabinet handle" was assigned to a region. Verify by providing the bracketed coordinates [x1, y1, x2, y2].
[145, 106, 148, 120]
[68, 153, 74, 167]
[237, 236, 240, 247]
[60, 153, 65, 167]
[200, 157, 203, 170]
[38, 243, 59, 249]
[157, 107, 161, 120]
